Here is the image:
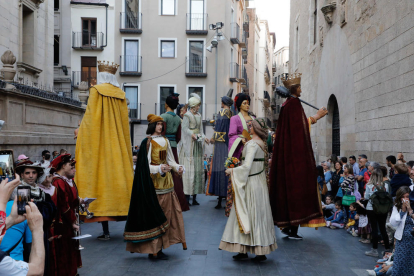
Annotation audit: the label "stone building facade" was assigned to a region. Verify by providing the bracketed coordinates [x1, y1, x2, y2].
[0, 0, 84, 161]
[0, 0, 54, 88]
[245, 8, 275, 126]
[289, 0, 414, 163]
[273, 46, 289, 124]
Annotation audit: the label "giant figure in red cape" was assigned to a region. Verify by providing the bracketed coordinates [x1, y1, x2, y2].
[269, 73, 328, 240]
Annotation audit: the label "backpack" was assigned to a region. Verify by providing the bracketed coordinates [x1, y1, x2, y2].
[370, 184, 394, 215]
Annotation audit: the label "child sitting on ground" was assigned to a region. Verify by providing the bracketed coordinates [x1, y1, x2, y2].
[325, 201, 346, 229]
[356, 200, 371, 244]
[345, 202, 359, 236]
[321, 195, 335, 218]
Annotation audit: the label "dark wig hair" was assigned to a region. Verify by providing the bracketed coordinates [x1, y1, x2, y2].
[316, 165, 324, 179]
[166, 95, 179, 110]
[146, 122, 165, 135]
[235, 93, 251, 111]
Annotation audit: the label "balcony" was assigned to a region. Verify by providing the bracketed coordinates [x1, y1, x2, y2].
[240, 31, 248, 49]
[229, 62, 239, 82]
[186, 13, 208, 35]
[120, 12, 142, 34]
[238, 66, 247, 84]
[72, 32, 105, 50]
[243, 14, 250, 33]
[186, 56, 207, 77]
[72, 71, 97, 88]
[265, 66, 271, 84]
[119, 55, 142, 76]
[230, 23, 240, 44]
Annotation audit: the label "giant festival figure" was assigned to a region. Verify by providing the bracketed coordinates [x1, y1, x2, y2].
[74, 61, 134, 239]
[269, 73, 328, 240]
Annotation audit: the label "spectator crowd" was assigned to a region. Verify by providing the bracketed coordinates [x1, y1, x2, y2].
[319, 153, 414, 275]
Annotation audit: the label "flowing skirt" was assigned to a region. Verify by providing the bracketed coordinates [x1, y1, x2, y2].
[208, 142, 229, 197]
[181, 141, 205, 195]
[126, 191, 186, 254]
[219, 172, 277, 255]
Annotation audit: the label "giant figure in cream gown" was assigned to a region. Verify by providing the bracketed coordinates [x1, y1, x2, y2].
[219, 119, 277, 261]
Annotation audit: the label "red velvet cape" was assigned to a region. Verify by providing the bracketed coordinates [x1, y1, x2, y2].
[269, 97, 322, 227]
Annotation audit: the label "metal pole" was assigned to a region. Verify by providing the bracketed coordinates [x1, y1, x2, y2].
[215, 29, 218, 115]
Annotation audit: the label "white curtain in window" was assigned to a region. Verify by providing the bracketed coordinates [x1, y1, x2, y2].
[125, 40, 139, 71]
[162, 0, 175, 15]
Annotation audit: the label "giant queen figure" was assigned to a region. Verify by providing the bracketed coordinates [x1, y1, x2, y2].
[269, 73, 328, 240]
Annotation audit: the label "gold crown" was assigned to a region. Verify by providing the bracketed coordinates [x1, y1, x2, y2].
[282, 73, 302, 89]
[97, 60, 119, 75]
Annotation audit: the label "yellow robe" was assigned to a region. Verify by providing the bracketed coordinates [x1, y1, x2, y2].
[75, 83, 133, 218]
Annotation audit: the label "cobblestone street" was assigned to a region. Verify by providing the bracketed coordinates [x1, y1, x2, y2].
[78, 195, 379, 276]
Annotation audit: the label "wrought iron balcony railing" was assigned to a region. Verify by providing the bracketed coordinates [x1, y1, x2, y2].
[72, 71, 97, 88]
[72, 32, 105, 50]
[186, 56, 207, 77]
[186, 13, 208, 35]
[230, 23, 240, 44]
[229, 62, 239, 82]
[120, 12, 142, 33]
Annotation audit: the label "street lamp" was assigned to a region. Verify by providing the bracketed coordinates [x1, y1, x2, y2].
[207, 22, 225, 115]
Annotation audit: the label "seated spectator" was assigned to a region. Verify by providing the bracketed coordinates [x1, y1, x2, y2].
[345, 202, 358, 235]
[325, 201, 345, 229]
[322, 195, 335, 218]
[390, 164, 411, 197]
[390, 186, 414, 275]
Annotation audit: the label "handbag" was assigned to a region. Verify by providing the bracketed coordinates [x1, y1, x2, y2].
[342, 194, 356, 206]
[336, 188, 343, 198]
[322, 183, 328, 195]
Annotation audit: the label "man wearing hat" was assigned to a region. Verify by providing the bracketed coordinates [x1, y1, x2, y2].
[160, 92, 189, 212]
[124, 114, 186, 260]
[207, 89, 234, 209]
[48, 154, 82, 276]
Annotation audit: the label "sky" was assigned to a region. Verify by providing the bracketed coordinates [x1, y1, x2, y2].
[250, 0, 291, 52]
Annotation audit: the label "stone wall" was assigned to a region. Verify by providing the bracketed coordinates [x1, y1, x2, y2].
[0, 88, 84, 162]
[290, 0, 414, 163]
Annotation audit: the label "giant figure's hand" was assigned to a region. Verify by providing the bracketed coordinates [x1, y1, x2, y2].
[313, 107, 328, 121]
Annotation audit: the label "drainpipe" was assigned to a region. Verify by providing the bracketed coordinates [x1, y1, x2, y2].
[70, 2, 108, 48]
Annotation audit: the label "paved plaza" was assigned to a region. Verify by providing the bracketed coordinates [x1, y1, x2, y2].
[78, 195, 379, 276]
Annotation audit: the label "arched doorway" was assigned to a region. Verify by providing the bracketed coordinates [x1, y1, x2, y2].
[328, 95, 340, 156]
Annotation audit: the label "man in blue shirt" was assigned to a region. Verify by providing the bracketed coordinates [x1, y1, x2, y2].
[0, 200, 32, 261]
[349, 155, 360, 176]
[357, 154, 368, 196]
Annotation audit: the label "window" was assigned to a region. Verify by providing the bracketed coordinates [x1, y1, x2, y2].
[125, 86, 140, 119]
[22, 5, 35, 65]
[82, 18, 97, 47]
[188, 86, 204, 116]
[188, 40, 204, 73]
[160, 40, 176, 58]
[189, 0, 204, 30]
[124, 0, 140, 29]
[54, 0, 59, 11]
[81, 57, 97, 87]
[161, 0, 175, 15]
[124, 40, 139, 71]
[159, 86, 176, 114]
[54, 35, 59, 66]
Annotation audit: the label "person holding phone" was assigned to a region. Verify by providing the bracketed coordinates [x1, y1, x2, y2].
[390, 186, 414, 275]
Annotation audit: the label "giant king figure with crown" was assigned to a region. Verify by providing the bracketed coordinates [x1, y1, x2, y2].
[74, 61, 134, 239]
[269, 73, 328, 240]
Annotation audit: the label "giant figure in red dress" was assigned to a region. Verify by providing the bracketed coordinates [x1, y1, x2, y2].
[269, 73, 328, 240]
